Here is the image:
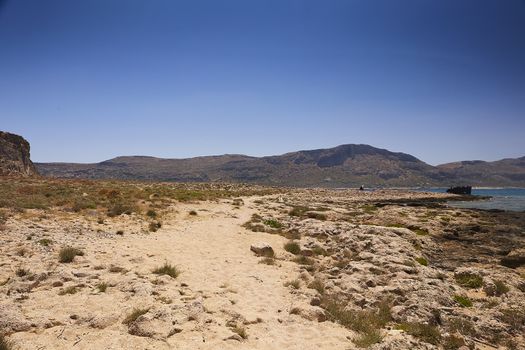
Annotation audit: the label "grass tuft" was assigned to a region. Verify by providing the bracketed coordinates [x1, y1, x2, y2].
[58, 247, 84, 263]
[152, 262, 180, 278]
[454, 295, 473, 307]
[123, 308, 149, 325]
[284, 241, 301, 255]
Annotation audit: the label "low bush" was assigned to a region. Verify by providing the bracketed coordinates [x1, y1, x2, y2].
[59, 247, 84, 263]
[284, 241, 301, 255]
[455, 272, 483, 289]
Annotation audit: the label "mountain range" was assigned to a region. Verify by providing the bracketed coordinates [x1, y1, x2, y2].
[35, 144, 525, 187]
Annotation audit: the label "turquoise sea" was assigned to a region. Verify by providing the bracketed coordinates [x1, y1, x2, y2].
[417, 188, 525, 212]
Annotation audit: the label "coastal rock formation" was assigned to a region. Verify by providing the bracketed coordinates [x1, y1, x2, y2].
[0, 131, 38, 177]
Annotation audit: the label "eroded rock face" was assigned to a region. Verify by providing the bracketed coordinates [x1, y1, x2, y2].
[0, 131, 38, 177]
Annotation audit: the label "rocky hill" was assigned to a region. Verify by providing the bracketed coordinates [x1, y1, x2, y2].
[0, 131, 38, 177]
[35, 143, 525, 187]
[437, 157, 525, 187]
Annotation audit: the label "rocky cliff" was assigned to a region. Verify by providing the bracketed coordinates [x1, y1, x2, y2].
[0, 131, 38, 177]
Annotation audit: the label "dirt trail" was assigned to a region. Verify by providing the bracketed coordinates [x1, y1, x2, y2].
[7, 198, 349, 349]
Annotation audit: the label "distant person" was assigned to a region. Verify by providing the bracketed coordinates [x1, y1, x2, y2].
[359, 185, 364, 191]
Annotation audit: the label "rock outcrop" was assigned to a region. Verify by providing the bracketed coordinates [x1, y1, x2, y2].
[0, 131, 38, 177]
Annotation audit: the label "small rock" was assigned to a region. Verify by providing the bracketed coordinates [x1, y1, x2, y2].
[250, 242, 274, 257]
[310, 297, 321, 306]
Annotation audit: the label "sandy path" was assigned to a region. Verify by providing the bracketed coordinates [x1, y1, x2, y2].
[8, 198, 350, 349]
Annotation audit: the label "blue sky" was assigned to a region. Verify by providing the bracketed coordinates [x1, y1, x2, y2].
[1, 0, 524, 165]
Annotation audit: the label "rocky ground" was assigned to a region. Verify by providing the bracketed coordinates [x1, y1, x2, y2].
[0, 183, 524, 349]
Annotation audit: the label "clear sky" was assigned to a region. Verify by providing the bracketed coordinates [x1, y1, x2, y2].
[0, 0, 524, 165]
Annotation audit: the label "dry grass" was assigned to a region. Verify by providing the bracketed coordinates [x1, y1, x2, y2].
[395, 322, 441, 345]
[58, 247, 84, 263]
[0, 334, 13, 350]
[284, 241, 301, 255]
[122, 308, 149, 325]
[152, 262, 180, 278]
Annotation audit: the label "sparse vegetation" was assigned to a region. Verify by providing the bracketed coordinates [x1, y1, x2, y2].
[395, 322, 441, 345]
[38, 238, 52, 246]
[259, 257, 275, 265]
[58, 247, 84, 263]
[146, 209, 157, 218]
[58, 286, 79, 295]
[284, 241, 301, 255]
[152, 262, 180, 278]
[263, 218, 282, 229]
[15, 268, 30, 277]
[122, 308, 149, 325]
[149, 221, 161, 232]
[231, 325, 247, 339]
[284, 279, 301, 289]
[97, 282, 108, 293]
[494, 280, 510, 296]
[108, 266, 127, 273]
[354, 329, 383, 348]
[189, 210, 198, 216]
[293, 255, 314, 265]
[455, 272, 483, 289]
[308, 279, 325, 294]
[415, 257, 428, 266]
[454, 295, 473, 307]
[323, 297, 391, 346]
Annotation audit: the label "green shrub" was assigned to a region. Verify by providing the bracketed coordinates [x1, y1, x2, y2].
[411, 227, 429, 236]
[494, 280, 509, 296]
[59, 247, 84, 263]
[323, 298, 391, 332]
[284, 241, 301, 255]
[263, 219, 282, 229]
[152, 262, 179, 278]
[454, 295, 473, 307]
[455, 272, 483, 289]
[415, 257, 428, 266]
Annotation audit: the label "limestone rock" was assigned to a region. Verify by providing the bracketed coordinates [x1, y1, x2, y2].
[0, 131, 38, 177]
[250, 242, 274, 257]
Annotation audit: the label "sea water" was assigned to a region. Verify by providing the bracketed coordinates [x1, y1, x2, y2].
[419, 188, 525, 212]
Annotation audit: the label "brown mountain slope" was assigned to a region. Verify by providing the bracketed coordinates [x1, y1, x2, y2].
[437, 157, 525, 187]
[33, 144, 525, 187]
[0, 131, 38, 177]
[37, 144, 448, 187]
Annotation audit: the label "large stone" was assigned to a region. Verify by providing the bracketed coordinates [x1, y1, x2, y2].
[501, 249, 525, 268]
[250, 243, 274, 257]
[0, 131, 38, 177]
